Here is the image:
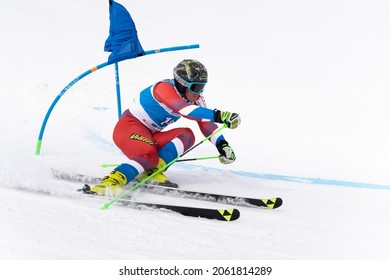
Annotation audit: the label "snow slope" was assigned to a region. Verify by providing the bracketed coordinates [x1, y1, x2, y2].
[1, 0, 390, 274]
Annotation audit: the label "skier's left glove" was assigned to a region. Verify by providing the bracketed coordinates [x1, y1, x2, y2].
[217, 140, 236, 164]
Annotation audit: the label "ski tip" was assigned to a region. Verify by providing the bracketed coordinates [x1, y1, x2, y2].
[218, 208, 240, 221]
[263, 197, 283, 209]
[230, 208, 240, 221]
[273, 197, 283, 209]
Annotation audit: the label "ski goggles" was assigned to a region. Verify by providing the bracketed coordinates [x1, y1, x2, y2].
[187, 81, 207, 94]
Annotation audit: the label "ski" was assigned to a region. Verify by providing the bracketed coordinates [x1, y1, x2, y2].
[78, 187, 239, 222]
[138, 184, 283, 209]
[54, 169, 282, 210]
[119, 200, 240, 222]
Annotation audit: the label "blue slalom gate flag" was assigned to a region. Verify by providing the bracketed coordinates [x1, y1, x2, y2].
[104, 0, 145, 64]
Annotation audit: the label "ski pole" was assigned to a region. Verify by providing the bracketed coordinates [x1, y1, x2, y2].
[176, 155, 220, 162]
[100, 155, 220, 168]
[101, 124, 227, 210]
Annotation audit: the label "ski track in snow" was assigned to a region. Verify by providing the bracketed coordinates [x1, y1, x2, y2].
[1, 160, 390, 259]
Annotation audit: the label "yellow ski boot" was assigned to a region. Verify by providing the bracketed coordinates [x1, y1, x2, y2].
[136, 158, 178, 188]
[89, 170, 127, 196]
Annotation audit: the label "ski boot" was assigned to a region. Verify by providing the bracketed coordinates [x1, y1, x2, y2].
[84, 170, 127, 196]
[136, 158, 178, 188]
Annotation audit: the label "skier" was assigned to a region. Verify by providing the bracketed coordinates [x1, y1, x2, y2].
[87, 59, 241, 195]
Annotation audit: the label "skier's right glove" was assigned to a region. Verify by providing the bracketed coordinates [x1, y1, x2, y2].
[217, 140, 236, 164]
[214, 110, 241, 129]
